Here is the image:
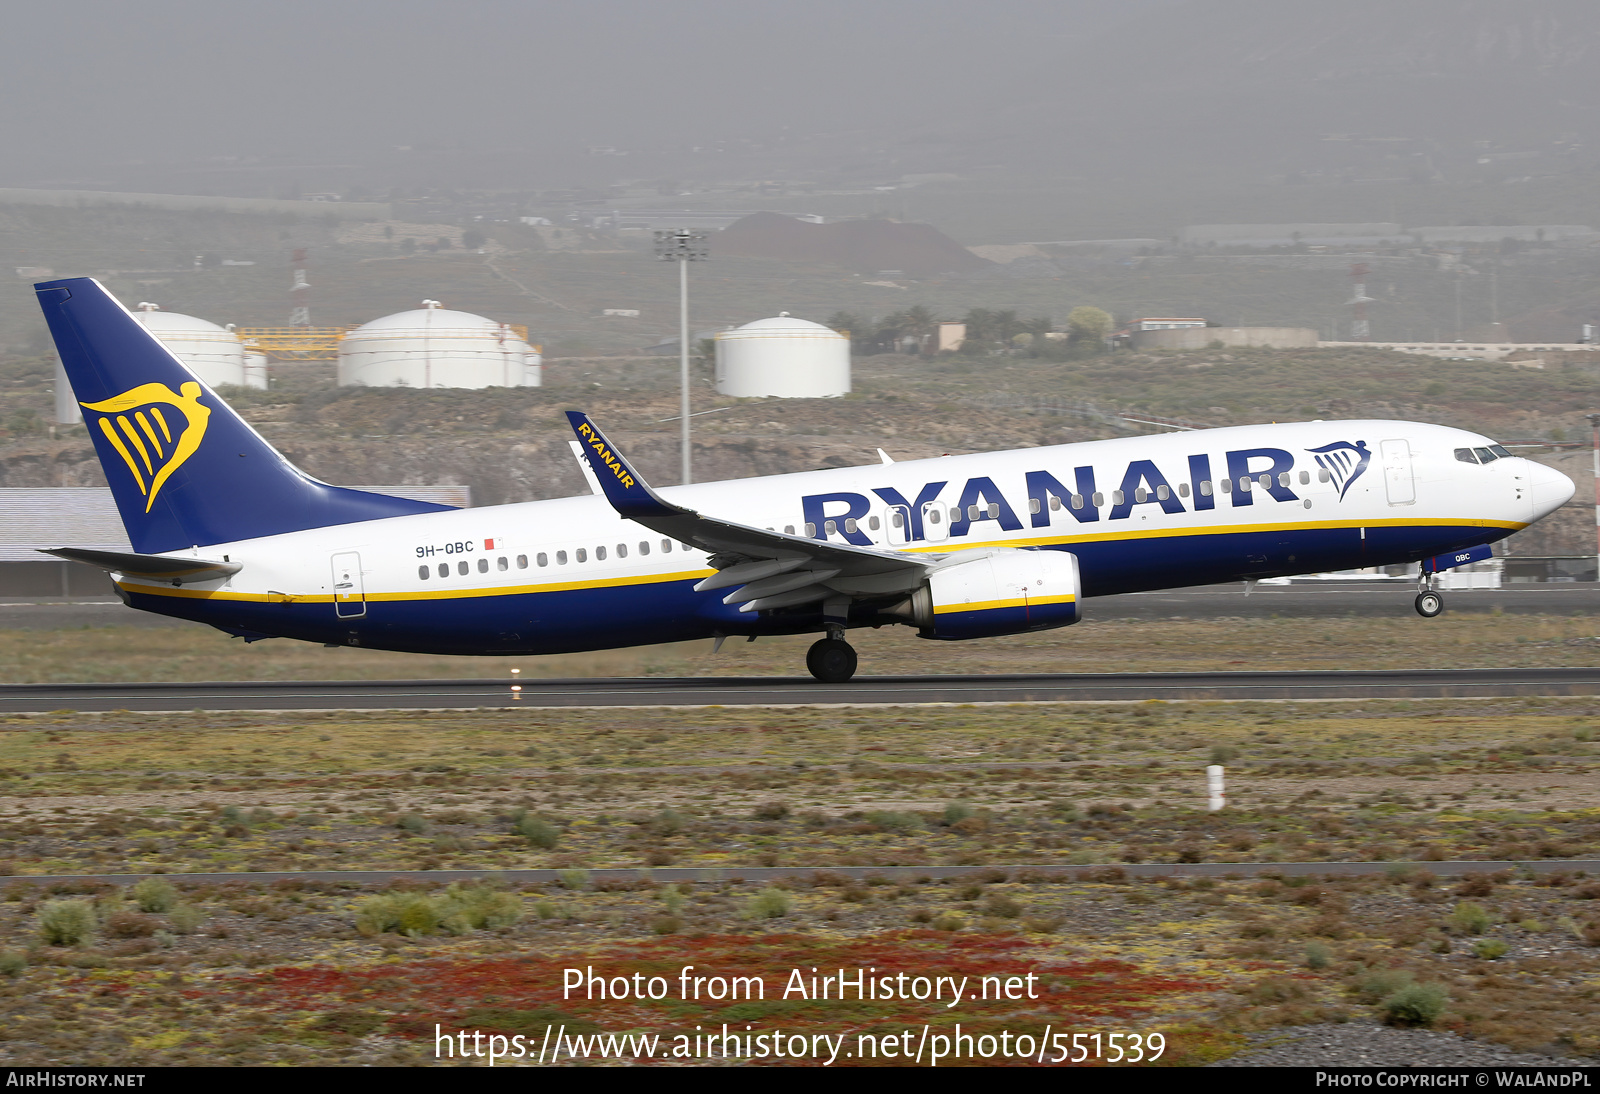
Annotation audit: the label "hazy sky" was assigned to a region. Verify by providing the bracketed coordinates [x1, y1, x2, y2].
[2, 1, 1595, 191]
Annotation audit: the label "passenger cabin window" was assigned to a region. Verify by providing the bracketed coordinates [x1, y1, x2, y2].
[1070, 494, 1082, 509]
[478, 558, 489, 573]
[868, 516, 880, 530]
[825, 520, 837, 535]
[926, 510, 941, 525]
[1298, 470, 1310, 485]
[1133, 487, 1148, 503]
[576, 548, 587, 563]
[1029, 498, 1041, 514]
[1199, 481, 1212, 496]
[661, 539, 672, 552]
[1112, 490, 1125, 505]
[1219, 478, 1231, 494]
[418, 565, 429, 580]
[438, 563, 449, 578]
[458, 560, 469, 575]
[497, 556, 508, 571]
[595, 546, 607, 561]
[1178, 483, 1190, 498]
[844, 518, 857, 534]
[1091, 492, 1104, 506]
[534, 553, 546, 567]
[1318, 468, 1331, 482]
[1277, 472, 1291, 488]
[618, 544, 628, 558]
[1156, 485, 1170, 501]
[805, 522, 818, 536]
[639, 541, 650, 555]
[556, 551, 568, 565]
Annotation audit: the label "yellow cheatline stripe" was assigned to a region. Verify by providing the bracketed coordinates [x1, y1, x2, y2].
[901, 516, 1525, 555]
[120, 567, 719, 603]
[934, 594, 1077, 615]
[116, 416, 154, 475]
[119, 517, 1519, 605]
[97, 418, 146, 495]
[150, 406, 173, 444]
[134, 411, 165, 458]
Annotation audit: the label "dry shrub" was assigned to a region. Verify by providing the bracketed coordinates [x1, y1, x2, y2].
[1457, 874, 1497, 898]
[37, 900, 95, 946]
[102, 911, 158, 939]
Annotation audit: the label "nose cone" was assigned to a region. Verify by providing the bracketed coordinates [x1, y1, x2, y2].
[1527, 461, 1576, 521]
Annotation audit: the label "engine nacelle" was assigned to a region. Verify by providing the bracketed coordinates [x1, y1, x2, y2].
[896, 548, 1081, 640]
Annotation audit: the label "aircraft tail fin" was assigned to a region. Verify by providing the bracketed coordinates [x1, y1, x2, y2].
[35, 277, 454, 553]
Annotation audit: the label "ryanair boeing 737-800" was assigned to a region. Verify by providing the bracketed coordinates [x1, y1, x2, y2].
[34, 277, 1575, 682]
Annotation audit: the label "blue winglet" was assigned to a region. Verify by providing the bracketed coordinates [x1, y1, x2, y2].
[564, 411, 681, 519]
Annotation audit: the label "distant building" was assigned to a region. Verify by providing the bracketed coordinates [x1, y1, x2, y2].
[1132, 326, 1317, 350]
[1132, 317, 1207, 331]
[714, 313, 850, 398]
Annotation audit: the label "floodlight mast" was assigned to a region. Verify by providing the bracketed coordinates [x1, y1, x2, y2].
[1587, 413, 1600, 582]
[654, 229, 708, 485]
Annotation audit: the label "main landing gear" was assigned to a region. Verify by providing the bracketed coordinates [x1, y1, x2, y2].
[806, 625, 858, 684]
[1415, 572, 1443, 618]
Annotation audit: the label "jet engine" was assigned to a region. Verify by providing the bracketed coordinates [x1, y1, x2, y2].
[890, 548, 1081, 640]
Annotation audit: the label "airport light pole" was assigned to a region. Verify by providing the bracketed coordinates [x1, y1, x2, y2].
[1587, 413, 1600, 582]
[654, 229, 709, 485]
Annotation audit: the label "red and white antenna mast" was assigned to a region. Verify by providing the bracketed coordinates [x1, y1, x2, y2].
[289, 248, 311, 327]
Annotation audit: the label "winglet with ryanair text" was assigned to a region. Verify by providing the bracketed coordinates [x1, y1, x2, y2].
[564, 411, 686, 520]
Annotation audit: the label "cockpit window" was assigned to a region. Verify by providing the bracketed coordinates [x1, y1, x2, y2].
[1454, 448, 1479, 464]
[1473, 447, 1497, 464]
[1488, 445, 1512, 459]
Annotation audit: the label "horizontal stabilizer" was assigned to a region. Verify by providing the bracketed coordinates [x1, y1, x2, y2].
[41, 547, 241, 585]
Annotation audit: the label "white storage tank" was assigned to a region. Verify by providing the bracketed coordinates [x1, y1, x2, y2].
[337, 300, 541, 389]
[715, 313, 850, 398]
[129, 303, 266, 390]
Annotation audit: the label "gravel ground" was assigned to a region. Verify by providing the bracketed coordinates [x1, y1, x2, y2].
[1215, 1021, 1579, 1067]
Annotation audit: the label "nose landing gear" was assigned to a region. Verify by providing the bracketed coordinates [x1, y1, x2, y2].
[1415, 571, 1443, 618]
[806, 623, 858, 683]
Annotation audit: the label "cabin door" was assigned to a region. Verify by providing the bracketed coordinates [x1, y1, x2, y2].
[884, 505, 912, 546]
[332, 552, 366, 618]
[1379, 439, 1415, 506]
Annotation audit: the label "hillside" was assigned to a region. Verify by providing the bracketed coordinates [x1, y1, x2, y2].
[2, 344, 1593, 556]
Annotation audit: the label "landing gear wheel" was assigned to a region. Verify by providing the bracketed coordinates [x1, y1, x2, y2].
[806, 638, 858, 683]
[1414, 591, 1443, 618]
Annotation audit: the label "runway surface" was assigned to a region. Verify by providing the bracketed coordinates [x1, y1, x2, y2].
[6, 666, 1600, 712]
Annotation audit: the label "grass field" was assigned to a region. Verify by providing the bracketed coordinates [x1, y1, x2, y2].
[4, 609, 1600, 684]
[0, 690, 1596, 1065]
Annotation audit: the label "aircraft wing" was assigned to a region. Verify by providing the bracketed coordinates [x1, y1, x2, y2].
[565, 411, 929, 612]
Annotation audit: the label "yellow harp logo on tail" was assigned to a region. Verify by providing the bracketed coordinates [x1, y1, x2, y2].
[80, 382, 211, 512]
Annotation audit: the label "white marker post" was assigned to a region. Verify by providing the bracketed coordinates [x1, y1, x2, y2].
[1206, 765, 1226, 812]
[511, 666, 522, 702]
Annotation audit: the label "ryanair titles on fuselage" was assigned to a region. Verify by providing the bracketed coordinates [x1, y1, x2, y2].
[801, 442, 1363, 546]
